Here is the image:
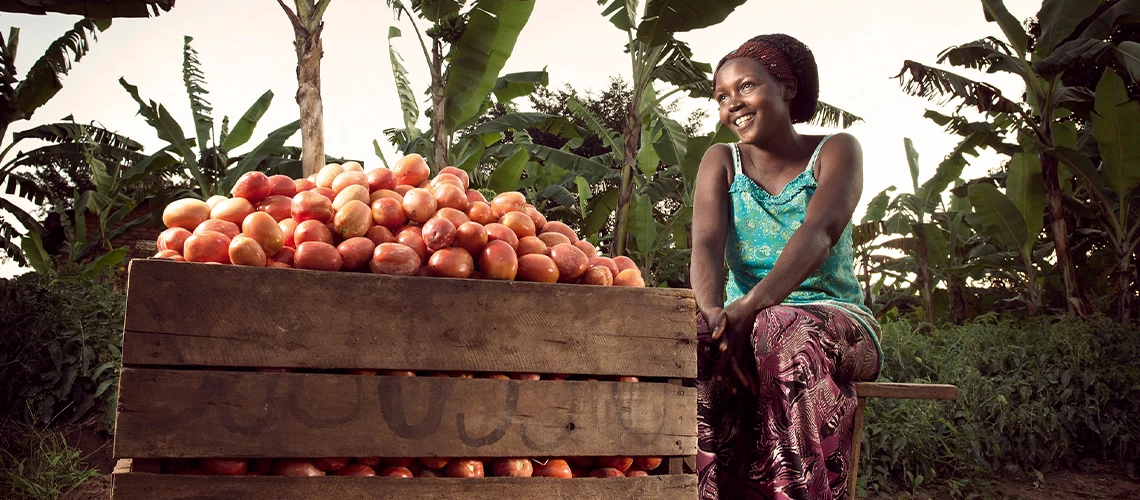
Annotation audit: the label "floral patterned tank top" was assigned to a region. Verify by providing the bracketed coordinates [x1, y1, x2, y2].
[724, 136, 870, 316]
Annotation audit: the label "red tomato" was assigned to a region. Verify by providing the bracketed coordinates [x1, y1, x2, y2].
[200, 458, 248, 476]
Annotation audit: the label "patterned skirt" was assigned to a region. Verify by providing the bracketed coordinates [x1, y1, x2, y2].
[697, 304, 881, 500]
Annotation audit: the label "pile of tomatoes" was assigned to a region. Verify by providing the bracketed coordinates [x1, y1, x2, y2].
[155, 154, 645, 287]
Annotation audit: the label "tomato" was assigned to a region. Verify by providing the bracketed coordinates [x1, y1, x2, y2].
[516, 254, 559, 283]
[333, 200, 374, 239]
[316, 164, 346, 188]
[478, 240, 518, 280]
[438, 167, 470, 190]
[428, 247, 474, 278]
[291, 190, 334, 223]
[256, 195, 293, 222]
[418, 457, 451, 470]
[433, 207, 470, 230]
[589, 467, 625, 478]
[230, 171, 272, 203]
[525, 205, 547, 232]
[371, 197, 407, 230]
[332, 184, 371, 211]
[370, 243, 421, 275]
[293, 178, 316, 193]
[573, 240, 598, 260]
[272, 459, 326, 476]
[194, 218, 240, 239]
[314, 457, 349, 472]
[597, 456, 633, 472]
[634, 457, 663, 471]
[532, 459, 572, 478]
[184, 231, 231, 264]
[210, 197, 254, 225]
[484, 223, 519, 251]
[367, 168, 396, 192]
[516, 236, 547, 257]
[536, 232, 571, 249]
[228, 235, 267, 267]
[294, 219, 334, 246]
[433, 184, 468, 211]
[454, 222, 488, 255]
[549, 243, 589, 283]
[422, 217, 457, 252]
[337, 237, 377, 271]
[465, 189, 487, 204]
[581, 266, 614, 286]
[490, 192, 526, 218]
[393, 154, 430, 187]
[365, 225, 396, 246]
[540, 221, 579, 243]
[587, 257, 620, 277]
[402, 188, 438, 224]
[242, 211, 285, 257]
[200, 458, 248, 476]
[335, 464, 376, 476]
[499, 211, 536, 239]
[491, 458, 533, 477]
[614, 269, 646, 287]
[613, 255, 638, 273]
[294, 241, 343, 272]
[626, 469, 650, 477]
[331, 171, 369, 195]
[157, 227, 191, 254]
[268, 174, 297, 197]
[465, 201, 497, 225]
[446, 459, 484, 478]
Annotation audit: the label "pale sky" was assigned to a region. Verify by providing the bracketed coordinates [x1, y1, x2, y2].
[0, 0, 1043, 277]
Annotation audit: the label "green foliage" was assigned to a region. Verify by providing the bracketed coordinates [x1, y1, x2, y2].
[0, 271, 124, 430]
[862, 317, 1140, 496]
[0, 420, 100, 500]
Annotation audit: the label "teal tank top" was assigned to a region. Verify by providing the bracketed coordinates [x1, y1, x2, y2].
[724, 136, 870, 315]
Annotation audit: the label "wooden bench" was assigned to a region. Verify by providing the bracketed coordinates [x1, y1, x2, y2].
[847, 382, 959, 500]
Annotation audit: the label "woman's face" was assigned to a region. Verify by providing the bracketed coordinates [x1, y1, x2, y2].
[713, 57, 795, 144]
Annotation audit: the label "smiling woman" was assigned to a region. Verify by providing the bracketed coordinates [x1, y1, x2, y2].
[690, 34, 882, 500]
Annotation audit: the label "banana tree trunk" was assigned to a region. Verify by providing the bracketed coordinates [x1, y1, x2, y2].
[1117, 252, 1133, 323]
[611, 104, 641, 257]
[281, 3, 326, 179]
[1041, 152, 1086, 315]
[430, 39, 448, 173]
[916, 238, 935, 324]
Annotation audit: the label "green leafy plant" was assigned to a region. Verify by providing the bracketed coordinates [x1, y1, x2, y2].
[0, 271, 124, 430]
[0, 420, 100, 500]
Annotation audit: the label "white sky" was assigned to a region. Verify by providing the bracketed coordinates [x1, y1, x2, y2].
[0, 0, 1043, 277]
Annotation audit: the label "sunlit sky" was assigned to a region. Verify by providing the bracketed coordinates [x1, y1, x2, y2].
[0, 0, 1043, 277]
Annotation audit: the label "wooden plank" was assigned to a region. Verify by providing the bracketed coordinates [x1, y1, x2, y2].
[111, 473, 698, 500]
[123, 259, 696, 378]
[854, 382, 958, 400]
[114, 368, 697, 459]
[846, 397, 866, 500]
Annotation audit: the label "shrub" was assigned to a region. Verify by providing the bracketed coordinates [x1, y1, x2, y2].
[0, 271, 124, 429]
[861, 315, 1140, 497]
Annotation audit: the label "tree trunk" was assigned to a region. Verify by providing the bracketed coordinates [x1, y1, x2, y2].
[294, 22, 325, 179]
[915, 237, 935, 324]
[1041, 152, 1086, 315]
[1024, 261, 1041, 316]
[430, 39, 447, 173]
[611, 103, 640, 257]
[1117, 251, 1133, 323]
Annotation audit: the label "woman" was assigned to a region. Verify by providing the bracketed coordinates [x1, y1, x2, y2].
[690, 34, 883, 500]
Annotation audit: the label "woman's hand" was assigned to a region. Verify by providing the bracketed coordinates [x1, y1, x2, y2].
[711, 297, 762, 396]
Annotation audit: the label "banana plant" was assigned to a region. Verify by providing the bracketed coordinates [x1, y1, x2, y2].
[383, 0, 538, 171]
[894, 0, 1140, 314]
[120, 36, 300, 201]
[0, 18, 110, 266]
[1051, 69, 1140, 322]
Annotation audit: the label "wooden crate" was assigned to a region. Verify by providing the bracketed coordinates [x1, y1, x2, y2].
[112, 259, 699, 499]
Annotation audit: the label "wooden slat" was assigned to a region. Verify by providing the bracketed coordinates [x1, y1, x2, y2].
[114, 368, 697, 459]
[854, 382, 958, 400]
[111, 473, 698, 500]
[123, 260, 696, 378]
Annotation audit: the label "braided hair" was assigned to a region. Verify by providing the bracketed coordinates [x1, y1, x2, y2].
[714, 34, 819, 124]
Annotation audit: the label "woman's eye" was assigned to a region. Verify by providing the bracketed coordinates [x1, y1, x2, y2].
[741, 82, 754, 91]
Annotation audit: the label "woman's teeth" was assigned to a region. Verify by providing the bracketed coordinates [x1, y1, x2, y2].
[734, 114, 753, 126]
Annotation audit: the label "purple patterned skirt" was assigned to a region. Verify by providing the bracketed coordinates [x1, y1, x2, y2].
[697, 304, 880, 500]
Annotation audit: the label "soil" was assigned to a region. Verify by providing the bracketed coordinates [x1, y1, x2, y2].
[866, 463, 1140, 499]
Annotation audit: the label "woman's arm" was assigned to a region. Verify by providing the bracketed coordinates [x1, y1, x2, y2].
[738, 133, 864, 313]
[689, 144, 733, 321]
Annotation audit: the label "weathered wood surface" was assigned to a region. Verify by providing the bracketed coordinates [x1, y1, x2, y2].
[111, 473, 698, 500]
[854, 382, 959, 400]
[114, 368, 697, 459]
[123, 260, 696, 378]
